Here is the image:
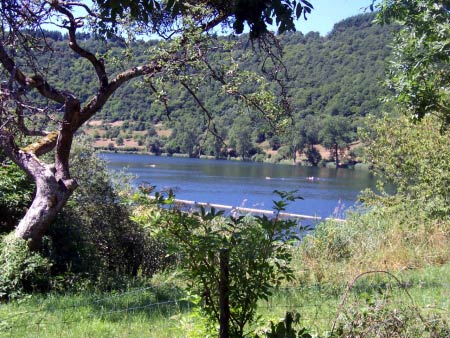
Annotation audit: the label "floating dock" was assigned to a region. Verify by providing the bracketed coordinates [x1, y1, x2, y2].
[170, 198, 346, 223]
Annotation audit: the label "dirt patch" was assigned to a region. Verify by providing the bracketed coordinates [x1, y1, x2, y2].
[314, 145, 331, 160]
[93, 139, 113, 147]
[92, 138, 145, 150]
[110, 121, 124, 127]
[87, 120, 103, 126]
[156, 128, 172, 137]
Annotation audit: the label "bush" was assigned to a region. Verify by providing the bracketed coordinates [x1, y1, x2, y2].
[132, 190, 303, 336]
[44, 137, 168, 289]
[0, 162, 34, 233]
[0, 235, 52, 300]
[361, 114, 450, 218]
[251, 153, 266, 162]
[305, 147, 322, 166]
[0, 137, 168, 296]
[353, 163, 370, 171]
[325, 161, 337, 169]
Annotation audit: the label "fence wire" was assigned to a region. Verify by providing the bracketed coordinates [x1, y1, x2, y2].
[1, 278, 449, 337]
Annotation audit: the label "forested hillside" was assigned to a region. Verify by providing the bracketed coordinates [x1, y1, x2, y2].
[38, 13, 396, 164]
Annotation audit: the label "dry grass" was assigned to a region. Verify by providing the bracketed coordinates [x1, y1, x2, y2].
[291, 206, 450, 286]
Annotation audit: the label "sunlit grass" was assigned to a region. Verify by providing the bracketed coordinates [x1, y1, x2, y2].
[1, 262, 448, 337]
[0, 288, 190, 338]
[292, 204, 450, 286]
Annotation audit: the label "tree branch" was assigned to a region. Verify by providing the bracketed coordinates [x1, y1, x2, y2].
[15, 104, 50, 137]
[180, 81, 225, 145]
[51, 1, 109, 89]
[0, 128, 47, 179]
[79, 61, 163, 126]
[0, 43, 69, 104]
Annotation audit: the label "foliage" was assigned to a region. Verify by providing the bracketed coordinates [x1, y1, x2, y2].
[254, 311, 312, 338]
[332, 276, 450, 338]
[360, 114, 450, 218]
[92, 0, 314, 39]
[0, 161, 34, 232]
[0, 234, 52, 301]
[319, 116, 356, 166]
[229, 115, 256, 159]
[8, 13, 396, 162]
[376, 0, 450, 129]
[131, 189, 303, 336]
[0, 137, 168, 297]
[44, 137, 168, 288]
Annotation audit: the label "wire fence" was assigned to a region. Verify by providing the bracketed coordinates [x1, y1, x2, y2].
[1, 277, 448, 338]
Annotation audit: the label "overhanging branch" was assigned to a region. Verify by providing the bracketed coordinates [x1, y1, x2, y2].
[52, 1, 109, 89]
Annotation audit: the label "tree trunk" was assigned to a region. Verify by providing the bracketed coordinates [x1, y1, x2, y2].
[334, 143, 339, 168]
[14, 164, 76, 250]
[1, 126, 78, 250]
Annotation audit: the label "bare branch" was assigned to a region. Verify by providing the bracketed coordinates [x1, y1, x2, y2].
[148, 81, 172, 119]
[180, 81, 224, 145]
[51, 1, 109, 89]
[59, 1, 110, 21]
[15, 104, 50, 137]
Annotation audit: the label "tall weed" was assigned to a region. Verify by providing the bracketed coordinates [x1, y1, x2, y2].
[293, 203, 450, 285]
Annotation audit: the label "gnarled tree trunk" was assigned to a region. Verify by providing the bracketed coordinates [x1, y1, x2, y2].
[14, 164, 76, 250]
[0, 126, 78, 249]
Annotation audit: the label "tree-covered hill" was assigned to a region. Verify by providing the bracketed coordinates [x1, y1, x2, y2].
[28, 13, 397, 163]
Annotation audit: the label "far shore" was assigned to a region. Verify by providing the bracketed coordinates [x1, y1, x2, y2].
[97, 148, 371, 171]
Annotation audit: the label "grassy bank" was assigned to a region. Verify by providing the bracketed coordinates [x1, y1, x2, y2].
[1, 190, 449, 337]
[0, 263, 448, 337]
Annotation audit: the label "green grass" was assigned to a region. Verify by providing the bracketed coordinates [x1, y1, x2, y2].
[0, 286, 190, 338]
[255, 262, 450, 335]
[1, 201, 449, 337]
[1, 263, 448, 337]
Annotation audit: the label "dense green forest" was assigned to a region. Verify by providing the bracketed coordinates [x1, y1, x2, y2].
[36, 13, 396, 164]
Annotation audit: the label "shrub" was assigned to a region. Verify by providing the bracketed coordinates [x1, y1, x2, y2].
[132, 189, 303, 336]
[44, 137, 168, 288]
[325, 162, 337, 169]
[0, 162, 34, 233]
[254, 311, 312, 338]
[360, 114, 450, 218]
[305, 147, 322, 166]
[0, 137, 167, 295]
[0, 235, 52, 300]
[252, 153, 266, 162]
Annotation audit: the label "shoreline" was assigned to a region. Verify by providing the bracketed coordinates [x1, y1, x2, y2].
[96, 148, 371, 171]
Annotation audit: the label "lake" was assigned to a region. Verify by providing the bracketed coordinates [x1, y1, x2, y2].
[100, 153, 377, 219]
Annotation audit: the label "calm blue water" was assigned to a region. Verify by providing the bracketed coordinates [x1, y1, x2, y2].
[100, 153, 377, 219]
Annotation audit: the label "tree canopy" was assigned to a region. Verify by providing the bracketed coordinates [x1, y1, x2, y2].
[92, 0, 313, 38]
[376, 0, 450, 129]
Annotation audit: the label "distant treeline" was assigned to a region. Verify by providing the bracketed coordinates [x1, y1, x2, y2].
[23, 13, 397, 164]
